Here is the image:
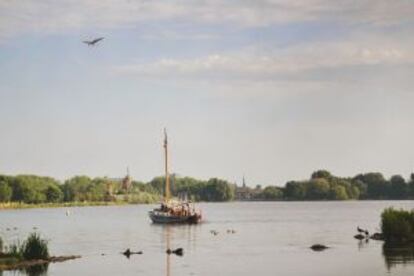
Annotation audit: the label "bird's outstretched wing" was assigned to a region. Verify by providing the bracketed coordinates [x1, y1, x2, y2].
[82, 37, 104, 45]
[91, 37, 104, 44]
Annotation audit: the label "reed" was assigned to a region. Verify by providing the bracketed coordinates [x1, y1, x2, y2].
[381, 208, 414, 243]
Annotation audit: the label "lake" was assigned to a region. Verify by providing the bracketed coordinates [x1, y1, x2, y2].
[1, 201, 414, 276]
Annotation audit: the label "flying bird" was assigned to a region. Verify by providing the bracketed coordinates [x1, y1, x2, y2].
[83, 37, 104, 46]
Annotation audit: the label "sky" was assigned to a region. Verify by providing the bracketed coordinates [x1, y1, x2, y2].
[0, 0, 414, 186]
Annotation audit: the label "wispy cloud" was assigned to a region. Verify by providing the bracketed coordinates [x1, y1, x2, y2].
[113, 37, 413, 81]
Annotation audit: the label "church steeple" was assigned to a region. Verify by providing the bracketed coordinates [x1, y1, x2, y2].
[122, 166, 132, 192]
[242, 175, 246, 188]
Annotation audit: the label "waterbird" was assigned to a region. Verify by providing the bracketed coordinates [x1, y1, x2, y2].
[357, 226, 365, 233]
[166, 248, 183, 256]
[83, 37, 104, 46]
[354, 234, 365, 240]
[122, 248, 143, 258]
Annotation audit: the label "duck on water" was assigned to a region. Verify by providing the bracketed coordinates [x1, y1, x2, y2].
[148, 129, 202, 224]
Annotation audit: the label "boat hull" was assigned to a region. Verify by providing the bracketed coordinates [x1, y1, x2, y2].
[149, 211, 201, 224]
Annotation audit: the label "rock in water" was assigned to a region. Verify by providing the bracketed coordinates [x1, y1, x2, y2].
[370, 233, 384, 241]
[310, 244, 329, 251]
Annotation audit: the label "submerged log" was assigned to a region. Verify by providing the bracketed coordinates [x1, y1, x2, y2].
[0, 255, 81, 271]
[310, 244, 329, 251]
[370, 232, 385, 241]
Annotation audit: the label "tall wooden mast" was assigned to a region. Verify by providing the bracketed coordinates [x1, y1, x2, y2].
[164, 128, 170, 201]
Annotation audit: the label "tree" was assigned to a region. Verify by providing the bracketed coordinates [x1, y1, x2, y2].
[311, 170, 332, 179]
[389, 175, 408, 199]
[0, 181, 12, 202]
[354, 173, 389, 199]
[45, 185, 63, 202]
[261, 186, 283, 200]
[307, 178, 330, 200]
[284, 181, 307, 200]
[203, 178, 234, 201]
[329, 185, 348, 200]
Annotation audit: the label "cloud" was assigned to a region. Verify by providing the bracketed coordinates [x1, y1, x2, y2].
[112, 37, 413, 81]
[1, 0, 413, 41]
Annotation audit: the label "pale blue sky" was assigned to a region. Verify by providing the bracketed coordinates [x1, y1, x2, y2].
[1, 1, 414, 186]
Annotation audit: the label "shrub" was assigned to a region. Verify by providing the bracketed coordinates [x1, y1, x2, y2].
[21, 233, 49, 260]
[381, 208, 414, 243]
[0, 236, 3, 252]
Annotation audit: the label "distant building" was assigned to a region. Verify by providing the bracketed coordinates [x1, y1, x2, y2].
[235, 176, 253, 200]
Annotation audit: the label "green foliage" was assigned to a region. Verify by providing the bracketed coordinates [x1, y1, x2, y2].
[202, 178, 234, 201]
[260, 186, 283, 200]
[21, 233, 49, 260]
[353, 172, 389, 199]
[0, 236, 3, 253]
[307, 178, 330, 200]
[390, 175, 408, 199]
[5, 175, 61, 204]
[45, 185, 63, 202]
[311, 170, 332, 179]
[381, 208, 414, 243]
[329, 185, 348, 200]
[0, 181, 12, 202]
[285, 181, 307, 200]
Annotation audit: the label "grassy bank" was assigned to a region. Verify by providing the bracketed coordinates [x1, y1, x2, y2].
[0, 197, 160, 210]
[0, 201, 129, 210]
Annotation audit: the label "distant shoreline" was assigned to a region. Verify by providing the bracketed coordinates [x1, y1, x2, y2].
[1, 199, 414, 210]
[0, 201, 131, 210]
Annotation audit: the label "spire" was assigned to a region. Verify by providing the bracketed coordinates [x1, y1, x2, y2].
[122, 166, 132, 192]
[242, 175, 246, 188]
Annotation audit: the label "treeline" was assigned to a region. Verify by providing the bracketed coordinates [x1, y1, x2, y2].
[1, 170, 414, 205]
[0, 174, 234, 204]
[282, 170, 414, 200]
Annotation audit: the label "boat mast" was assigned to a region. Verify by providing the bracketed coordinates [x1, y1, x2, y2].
[164, 128, 170, 202]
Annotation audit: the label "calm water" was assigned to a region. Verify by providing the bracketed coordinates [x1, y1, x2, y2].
[1, 201, 414, 276]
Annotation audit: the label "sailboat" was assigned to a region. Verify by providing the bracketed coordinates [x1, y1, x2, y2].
[148, 129, 202, 224]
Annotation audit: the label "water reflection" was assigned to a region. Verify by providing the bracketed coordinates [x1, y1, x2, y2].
[21, 263, 49, 276]
[357, 238, 370, 250]
[165, 226, 171, 276]
[382, 243, 414, 270]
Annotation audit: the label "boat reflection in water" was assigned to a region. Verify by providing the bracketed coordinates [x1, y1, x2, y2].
[149, 129, 202, 224]
[383, 242, 414, 270]
[165, 226, 171, 276]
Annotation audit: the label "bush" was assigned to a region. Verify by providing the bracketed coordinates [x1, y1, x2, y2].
[381, 208, 414, 243]
[21, 233, 49, 260]
[0, 236, 3, 252]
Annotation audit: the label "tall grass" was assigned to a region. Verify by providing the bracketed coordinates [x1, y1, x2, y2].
[381, 208, 414, 243]
[21, 233, 49, 260]
[0, 233, 49, 261]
